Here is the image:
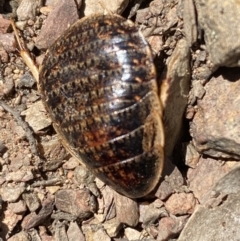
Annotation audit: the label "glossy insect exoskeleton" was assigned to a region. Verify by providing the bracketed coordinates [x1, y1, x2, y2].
[39, 14, 164, 198]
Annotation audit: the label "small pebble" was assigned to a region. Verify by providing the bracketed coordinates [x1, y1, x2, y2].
[0, 15, 11, 34]
[2, 152, 8, 159]
[17, 72, 36, 88]
[40, 6, 53, 15]
[13, 74, 19, 80]
[0, 141, 7, 154]
[0, 49, 9, 63]
[13, 69, 20, 74]
[26, 41, 35, 51]
[0, 33, 17, 52]
[27, 19, 35, 26]
[15, 21, 27, 31]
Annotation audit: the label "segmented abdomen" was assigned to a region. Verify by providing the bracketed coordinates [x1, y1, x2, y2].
[39, 14, 164, 198]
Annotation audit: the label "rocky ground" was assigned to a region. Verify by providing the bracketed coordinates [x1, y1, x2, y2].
[1, 0, 240, 240]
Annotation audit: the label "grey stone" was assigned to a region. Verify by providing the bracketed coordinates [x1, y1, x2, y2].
[178, 193, 240, 241]
[194, 0, 240, 67]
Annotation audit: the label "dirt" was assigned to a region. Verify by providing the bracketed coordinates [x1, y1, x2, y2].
[1, 0, 240, 241]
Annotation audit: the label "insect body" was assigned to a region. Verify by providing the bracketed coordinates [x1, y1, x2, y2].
[22, 14, 165, 198]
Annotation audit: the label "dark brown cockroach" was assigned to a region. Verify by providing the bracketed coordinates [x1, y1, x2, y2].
[14, 14, 165, 198]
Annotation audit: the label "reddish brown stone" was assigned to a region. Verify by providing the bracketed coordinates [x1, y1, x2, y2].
[191, 68, 240, 159]
[114, 191, 139, 227]
[0, 15, 11, 34]
[55, 189, 96, 218]
[35, 0, 79, 49]
[158, 215, 189, 241]
[187, 156, 235, 203]
[165, 193, 197, 215]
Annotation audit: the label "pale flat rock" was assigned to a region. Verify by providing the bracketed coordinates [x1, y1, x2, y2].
[74, 165, 95, 185]
[124, 227, 141, 241]
[1, 186, 25, 202]
[8, 200, 27, 214]
[5, 170, 34, 182]
[7, 231, 30, 241]
[1, 209, 23, 238]
[194, 0, 240, 67]
[16, 0, 42, 21]
[54, 223, 68, 241]
[67, 222, 85, 241]
[139, 200, 164, 226]
[183, 142, 200, 168]
[41, 135, 68, 171]
[93, 228, 111, 241]
[22, 193, 41, 212]
[103, 218, 122, 237]
[62, 157, 79, 170]
[83, 0, 129, 16]
[21, 101, 52, 133]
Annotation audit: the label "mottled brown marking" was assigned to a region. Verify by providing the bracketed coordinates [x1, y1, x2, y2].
[39, 14, 164, 198]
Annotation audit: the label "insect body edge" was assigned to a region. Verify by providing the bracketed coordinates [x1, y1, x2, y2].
[39, 14, 164, 198]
